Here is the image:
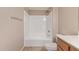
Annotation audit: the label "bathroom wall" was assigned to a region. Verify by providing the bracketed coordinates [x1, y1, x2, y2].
[52, 8, 58, 41]
[0, 7, 24, 50]
[78, 8, 79, 35]
[24, 11, 29, 39]
[58, 7, 78, 35]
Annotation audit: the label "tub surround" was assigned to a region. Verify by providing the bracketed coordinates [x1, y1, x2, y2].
[56, 34, 79, 51]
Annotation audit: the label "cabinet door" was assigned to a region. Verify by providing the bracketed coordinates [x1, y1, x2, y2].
[57, 46, 63, 51]
[57, 38, 69, 51]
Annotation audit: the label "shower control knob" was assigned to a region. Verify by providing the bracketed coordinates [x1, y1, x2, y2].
[48, 30, 50, 32]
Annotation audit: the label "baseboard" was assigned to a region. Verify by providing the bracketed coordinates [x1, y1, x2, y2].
[20, 46, 24, 51]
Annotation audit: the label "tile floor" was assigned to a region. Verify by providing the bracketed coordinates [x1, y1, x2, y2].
[23, 47, 48, 51]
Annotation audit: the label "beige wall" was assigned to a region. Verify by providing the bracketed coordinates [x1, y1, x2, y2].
[0, 7, 24, 50]
[78, 8, 79, 34]
[58, 7, 78, 35]
[52, 8, 58, 41]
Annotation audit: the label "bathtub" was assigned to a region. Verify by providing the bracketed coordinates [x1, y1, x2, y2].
[24, 37, 53, 47]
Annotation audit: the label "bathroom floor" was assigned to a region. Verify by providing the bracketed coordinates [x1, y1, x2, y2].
[23, 47, 48, 51]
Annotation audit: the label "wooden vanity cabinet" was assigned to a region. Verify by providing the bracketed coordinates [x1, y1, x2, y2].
[57, 38, 69, 51]
[57, 46, 63, 51]
[57, 37, 78, 51]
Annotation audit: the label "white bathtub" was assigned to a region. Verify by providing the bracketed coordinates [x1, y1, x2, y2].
[24, 37, 52, 47]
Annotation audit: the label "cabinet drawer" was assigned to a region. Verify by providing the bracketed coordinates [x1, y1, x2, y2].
[57, 38, 69, 51]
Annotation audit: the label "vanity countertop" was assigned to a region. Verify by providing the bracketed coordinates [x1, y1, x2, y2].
[57, 34, 79, 50]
